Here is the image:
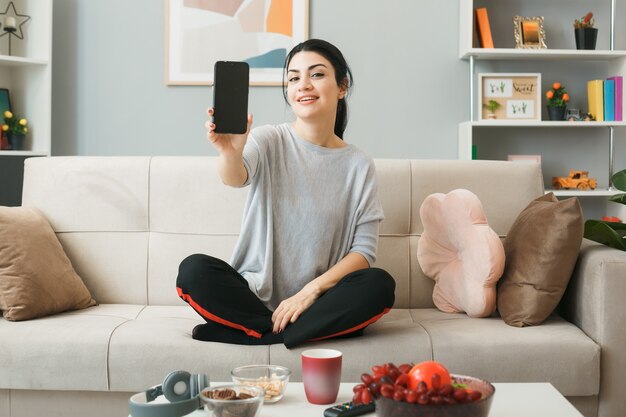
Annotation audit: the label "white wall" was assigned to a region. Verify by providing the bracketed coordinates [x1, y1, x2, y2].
[3, 0, 626, 212]
[50, 0, 466, 158]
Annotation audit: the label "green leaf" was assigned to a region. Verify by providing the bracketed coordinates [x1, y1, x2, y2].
[584, 220, 626, 251]
[612, 169, 626, 192]
[602, 221, 626, 230]
[609, 193, 626, 205]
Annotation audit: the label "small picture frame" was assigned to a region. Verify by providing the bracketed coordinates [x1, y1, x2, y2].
[0, 88, 11, 150]
[479, 73, 541, 121]
[507, 154, 542, 164]
[514, 16, 547, 49]
[0, 88, 11, 125]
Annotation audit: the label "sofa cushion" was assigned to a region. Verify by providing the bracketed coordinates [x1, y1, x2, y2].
[0, 206, 96, 321]
[409, 160, 544, 236]
[107, 306, 270, 391]
[497, 193, 583, 327]
[0, 304, 143, 390]
[412, 309, 600, 397]
[270, 308, 431, 382]
[417, 189, 505, 317]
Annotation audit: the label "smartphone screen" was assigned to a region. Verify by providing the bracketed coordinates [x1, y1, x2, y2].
[213, 61, 249, 134]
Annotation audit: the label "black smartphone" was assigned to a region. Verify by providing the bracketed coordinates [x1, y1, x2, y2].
[212, 61, 249, 134]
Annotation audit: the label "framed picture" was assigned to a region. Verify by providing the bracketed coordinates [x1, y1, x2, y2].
[0, 88, 11, 124]
[514, 16, 547, 49]
[165, 0, 309, 86]
[0, 89, 10, 150]
[478, 73, 541, 121]
[507, 154, 542, 164]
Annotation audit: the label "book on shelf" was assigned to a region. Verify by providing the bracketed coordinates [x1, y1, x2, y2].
[474, 8, 494, 49]
[604, 78, 615, 121]
[607, 75, 623, 121]
[587, 80, 604, 122]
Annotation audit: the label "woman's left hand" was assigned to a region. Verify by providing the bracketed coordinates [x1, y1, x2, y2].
[272, 283, 320, 333]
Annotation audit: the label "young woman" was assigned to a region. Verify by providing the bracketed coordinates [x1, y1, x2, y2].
[176, 39, 395, 349]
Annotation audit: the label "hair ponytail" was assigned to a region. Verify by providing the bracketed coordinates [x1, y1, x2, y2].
[283, 39, 353, 139]
[335, 98, 348, 139]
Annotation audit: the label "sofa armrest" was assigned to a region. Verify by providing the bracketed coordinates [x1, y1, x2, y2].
[561, 238, 626, 417]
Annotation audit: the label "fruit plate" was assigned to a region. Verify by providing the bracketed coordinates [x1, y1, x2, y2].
[375, 374, 495, 417]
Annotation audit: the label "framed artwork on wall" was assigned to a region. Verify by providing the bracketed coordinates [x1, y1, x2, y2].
[478, 73, 541, 121]
[165, 0, 309, 86]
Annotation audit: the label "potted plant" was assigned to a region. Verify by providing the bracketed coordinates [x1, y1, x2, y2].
[483, 99, 501, 119]
[574, 12, 597, 50]
[584, 169, 626, 251]
[545, 82, 570, 121]
[1, 110, 28, 150]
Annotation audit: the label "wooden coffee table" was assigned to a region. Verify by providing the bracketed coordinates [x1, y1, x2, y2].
[140, 382, 584, 417]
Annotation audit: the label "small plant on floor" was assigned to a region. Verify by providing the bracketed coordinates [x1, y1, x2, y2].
[584, 169, 626, 251]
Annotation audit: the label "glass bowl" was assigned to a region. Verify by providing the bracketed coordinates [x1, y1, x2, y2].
[231, 364, 291, 403]
[199, 384, 264, 417]
[375, 374, 495, 417]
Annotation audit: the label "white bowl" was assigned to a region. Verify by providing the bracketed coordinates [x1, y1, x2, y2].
[199, 384, 265, 417]
[231, 365, 291, 403]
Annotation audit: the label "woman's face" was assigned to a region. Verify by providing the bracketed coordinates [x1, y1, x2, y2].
[286, 51, 347, 123]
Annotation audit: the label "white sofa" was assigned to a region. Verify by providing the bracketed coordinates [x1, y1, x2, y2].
[1, 156, 625, 417]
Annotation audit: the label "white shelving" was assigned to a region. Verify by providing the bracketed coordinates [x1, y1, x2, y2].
[459, 0, 624, 199]
[0, 0, 52, 157]
[549, 189, 621, 197]
[460, 49, 626, 61]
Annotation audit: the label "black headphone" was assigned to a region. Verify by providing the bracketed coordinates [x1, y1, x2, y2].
[128, 370, 209, 417]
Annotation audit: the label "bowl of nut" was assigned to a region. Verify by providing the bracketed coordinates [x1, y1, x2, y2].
[199, 384, 265, 417]
[230, 365, 291, 403]
[353, 361, 495, 417]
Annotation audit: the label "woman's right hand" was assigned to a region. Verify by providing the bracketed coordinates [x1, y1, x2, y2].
[206, 108, 253, 158]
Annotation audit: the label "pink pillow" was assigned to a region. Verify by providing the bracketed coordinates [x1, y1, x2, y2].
[417, 189, 505, 317]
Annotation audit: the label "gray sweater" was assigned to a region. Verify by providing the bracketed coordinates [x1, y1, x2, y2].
[230, 124, 384, 310]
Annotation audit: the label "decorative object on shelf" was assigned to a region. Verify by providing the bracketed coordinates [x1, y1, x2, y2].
[566, 108, 581, 121]
[482, 99, 501, 119]
[514, 15, 547, 49]
[552, 170, 597, 191]
[2, 110, 28, 151]
[507, 155, 541, 164]
[474, 7, 494, 48]
[601, 215, 622, 223]
[584, 169, 626, 251]
[604, 78, 616, 121]
[0, 1, 31, 56]
[607, 75, 623, 121]
[588, 79, 604, 121]
[165, 0, 309, 86]
[574, 12, 597, 50]
[479, 73, 541, 121]
[545, 82, 569, 121]
[0, 88, 11, 124]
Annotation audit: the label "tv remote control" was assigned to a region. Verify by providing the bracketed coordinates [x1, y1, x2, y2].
[323, 401, 375, 417]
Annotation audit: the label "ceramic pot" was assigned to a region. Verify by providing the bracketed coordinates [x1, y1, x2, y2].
[575, 28, 598, 50]
[547, 106, 567, 121]
[7, 134, 25, 150]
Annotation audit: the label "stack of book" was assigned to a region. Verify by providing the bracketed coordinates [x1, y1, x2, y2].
[587, 76, 623, 121]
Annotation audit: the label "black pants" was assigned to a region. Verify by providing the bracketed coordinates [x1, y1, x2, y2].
[176, 254, 395, 348]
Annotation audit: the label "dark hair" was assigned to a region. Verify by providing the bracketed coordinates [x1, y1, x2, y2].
[283, 39, 353, 139]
